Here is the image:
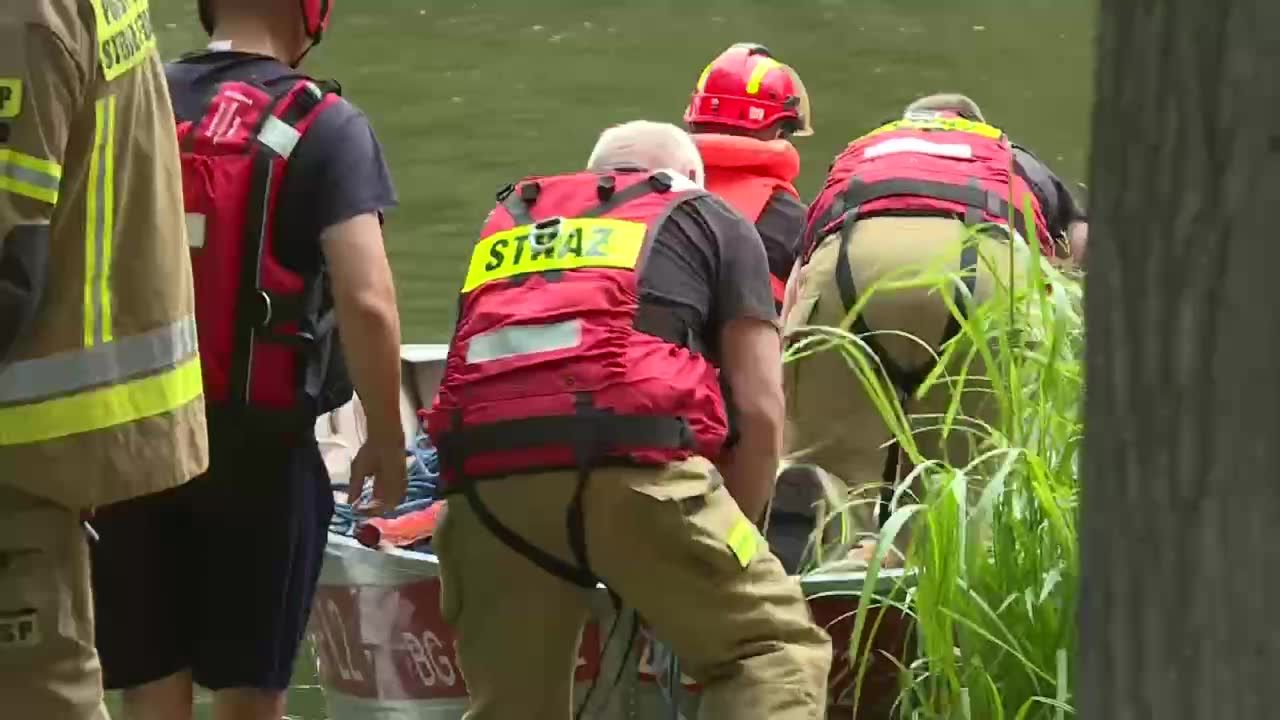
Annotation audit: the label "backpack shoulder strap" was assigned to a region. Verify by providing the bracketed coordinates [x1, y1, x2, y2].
[255, 78, 341, 161]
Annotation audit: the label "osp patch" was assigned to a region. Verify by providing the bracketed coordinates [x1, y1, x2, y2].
[0, 79, 23, 119]
[0, 608, 40, 649]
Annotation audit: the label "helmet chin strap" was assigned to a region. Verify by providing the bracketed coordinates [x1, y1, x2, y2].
[289, 35, 319, 68]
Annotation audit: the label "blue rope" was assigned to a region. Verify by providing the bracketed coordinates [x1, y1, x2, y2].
[329, 429, 441, 540]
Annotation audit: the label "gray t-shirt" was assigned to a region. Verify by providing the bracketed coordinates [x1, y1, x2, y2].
[638, 192, 779, 362]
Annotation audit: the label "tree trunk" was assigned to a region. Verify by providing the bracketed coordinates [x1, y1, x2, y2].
[1081, 1, 1280, 717]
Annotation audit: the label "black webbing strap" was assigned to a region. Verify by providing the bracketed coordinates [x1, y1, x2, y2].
[501, 181, 538, 225]
[580, 172, 673, 218]
[228, 82, 333, 406]
[460, 479, 597, 587]
[229, 153, 276, 405]
[878, 440, 901, 528]
[837, 185, 980, 530]
[938, 242, 980, 355]
[832, 211, 920, 396]
[442, 413, 691, 459]
[442, 400, 693, 590]
[596, 175, 617, 202]
[493, 171, 673, 249]
[832, 190, 980, 397]
[633, 303, 705, 355]
[273, 81, 327, 130]
[842, 176, 1030, 241]
[259, 302, 336, 347]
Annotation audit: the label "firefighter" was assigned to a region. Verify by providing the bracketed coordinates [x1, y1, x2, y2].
[684, 42, 813, 312]
[427, 120, 831, 719]
[784, 94, 1086, 565]
[0, 1, 209, 717]
[683, 46, 828, 573]
[88, 1, 405, 719]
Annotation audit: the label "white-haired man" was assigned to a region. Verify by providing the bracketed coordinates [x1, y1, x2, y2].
[427, 120, 831, 718]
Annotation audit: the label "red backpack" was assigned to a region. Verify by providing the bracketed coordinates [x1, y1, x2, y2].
[175, 77, 346, 425]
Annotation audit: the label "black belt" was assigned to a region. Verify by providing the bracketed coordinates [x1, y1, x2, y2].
[437, 394, 693, 590]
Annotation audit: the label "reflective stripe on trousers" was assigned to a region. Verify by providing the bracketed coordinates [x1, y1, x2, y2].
[0, 315, 203, 445]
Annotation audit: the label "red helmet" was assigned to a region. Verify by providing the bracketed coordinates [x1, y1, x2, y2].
[684, 43, 813, 137]
[199, 0, 333, 44]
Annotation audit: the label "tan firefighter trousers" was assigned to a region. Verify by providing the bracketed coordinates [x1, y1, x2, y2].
[782, 216, 1027, 562]
[0, 486, 109, 720]
[434, 456, 832, 719]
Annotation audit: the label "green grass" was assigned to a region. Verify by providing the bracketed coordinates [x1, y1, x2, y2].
[790, 225, 1083, 717]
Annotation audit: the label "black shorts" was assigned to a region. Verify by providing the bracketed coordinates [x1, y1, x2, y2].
[89, 425, 335, 691]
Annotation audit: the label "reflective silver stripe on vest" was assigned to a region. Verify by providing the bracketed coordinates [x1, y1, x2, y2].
[0, 316, 199, 405]
[466, 320, 582, 364]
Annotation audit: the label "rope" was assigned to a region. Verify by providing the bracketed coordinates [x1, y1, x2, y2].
[329, 428, 441, 539]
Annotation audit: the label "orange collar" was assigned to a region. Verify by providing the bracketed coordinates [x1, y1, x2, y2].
[692, 134, 800, 182]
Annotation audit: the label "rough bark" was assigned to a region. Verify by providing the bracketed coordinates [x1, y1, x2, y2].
[1081, 0, 1280, 717]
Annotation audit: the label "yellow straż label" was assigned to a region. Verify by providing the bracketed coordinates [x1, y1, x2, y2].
[857, 116, 1006, 143]
[462, 217, 646, 293]
[90, 0, 157, 81]
[727, 518, 759, 568]
[0, 79, 23, 119]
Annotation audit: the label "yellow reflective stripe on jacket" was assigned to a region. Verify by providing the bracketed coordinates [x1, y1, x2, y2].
[0, 314, 202, 445]
[0, 356, 202, 446]
[0, 149, 62, 204]
[0, 316, 198, 405]
[84, 95, 117, 347]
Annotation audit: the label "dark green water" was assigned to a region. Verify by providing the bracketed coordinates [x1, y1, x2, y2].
[153, 0, 1095, 344]
[109, 2, 1095, 717]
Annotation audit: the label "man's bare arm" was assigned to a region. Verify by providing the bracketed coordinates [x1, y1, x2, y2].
[321, 213, 406, 509]
[716, 317, 785, 523]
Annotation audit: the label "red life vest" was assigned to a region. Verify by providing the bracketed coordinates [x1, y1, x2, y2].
[426, 170, 730, 487]
[694, 133, 802, 305]
[175, 78, 343, 422]
[803, 113, 1054, 258]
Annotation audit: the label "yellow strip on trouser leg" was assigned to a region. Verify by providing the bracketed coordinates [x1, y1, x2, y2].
[727, 517, 759, 568]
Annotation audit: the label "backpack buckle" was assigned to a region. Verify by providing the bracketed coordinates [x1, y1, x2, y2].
[248, 290, 273, 328]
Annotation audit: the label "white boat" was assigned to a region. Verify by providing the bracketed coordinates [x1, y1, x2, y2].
[309, 345, 913, 719]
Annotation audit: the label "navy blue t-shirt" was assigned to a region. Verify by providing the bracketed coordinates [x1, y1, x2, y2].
[165, 51, 398, 273]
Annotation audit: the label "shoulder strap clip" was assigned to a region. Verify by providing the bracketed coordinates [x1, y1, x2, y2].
[648, 172, 674, 194]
